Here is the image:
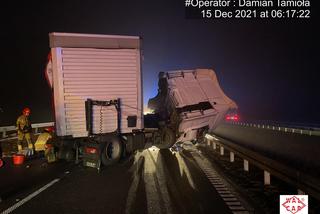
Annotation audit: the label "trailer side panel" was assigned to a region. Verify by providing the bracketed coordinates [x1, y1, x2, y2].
[51, 45, 142, 137]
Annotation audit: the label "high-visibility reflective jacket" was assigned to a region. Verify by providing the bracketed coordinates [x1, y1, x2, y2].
[35, 132, 52, 151]
[16, 115, 31, 132]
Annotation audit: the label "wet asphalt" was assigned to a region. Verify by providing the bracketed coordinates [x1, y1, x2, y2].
[0, 147, 233, 214]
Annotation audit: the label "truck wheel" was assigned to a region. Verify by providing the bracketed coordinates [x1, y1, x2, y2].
[157, 127, 176, 149]
[101, 137, 123, 166]
[57, 148, 75, 161]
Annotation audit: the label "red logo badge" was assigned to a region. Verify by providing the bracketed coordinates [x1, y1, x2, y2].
[280, 195, 308, 214]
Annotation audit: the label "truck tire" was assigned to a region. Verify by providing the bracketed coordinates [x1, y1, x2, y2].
[57, 148, 75, 161]
[101, 136, 123, 166]
[157, 127, 176, 149]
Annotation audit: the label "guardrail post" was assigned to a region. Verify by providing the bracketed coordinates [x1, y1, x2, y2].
[309, 131, 312, 136]
[297, 189, 305, 195]
[213, 142, 216, 150]
[230, 152, 234, 162]
[2, 129, 6, 138]
[35, 127, 38, 134]
[264, 171, 270, 185]
[220, 146, 224, 156]
[244, 159, 249, 172]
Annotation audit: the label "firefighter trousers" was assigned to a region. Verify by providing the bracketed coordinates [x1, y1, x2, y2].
[17, 131, 33, 151]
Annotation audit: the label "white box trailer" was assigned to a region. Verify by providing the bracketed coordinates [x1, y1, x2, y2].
[48, 32, 143, 138]
[46, 32, 146, 169]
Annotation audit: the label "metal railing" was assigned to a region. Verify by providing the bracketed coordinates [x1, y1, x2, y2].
[205, 133, 320, 200]
[0, 122, 54, 140]
[227, 121, 320, 136]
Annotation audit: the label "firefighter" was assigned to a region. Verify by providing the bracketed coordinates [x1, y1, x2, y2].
[16, 107, 33, 152]
[34, 127, 53, 152]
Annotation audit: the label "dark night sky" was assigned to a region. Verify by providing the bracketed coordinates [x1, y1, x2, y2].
[0, 0, 319, 126]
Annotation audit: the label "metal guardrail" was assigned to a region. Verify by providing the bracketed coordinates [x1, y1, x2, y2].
[227, 121, 320, 136]
[206, 133, 320, 200]
[0, 122, 54, 139]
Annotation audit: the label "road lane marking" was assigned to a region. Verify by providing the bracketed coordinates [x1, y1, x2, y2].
[223, 198, 238, 201]
[191, 152, 250, 214]
[1, 178, 60, 214]
[226, 201, 241, 206]
[229, 205, 246, 210]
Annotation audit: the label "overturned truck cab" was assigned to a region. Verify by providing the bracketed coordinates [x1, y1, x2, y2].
[148, 69, 237, 148]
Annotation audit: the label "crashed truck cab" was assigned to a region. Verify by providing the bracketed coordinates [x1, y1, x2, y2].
[148, 69, 237, 146]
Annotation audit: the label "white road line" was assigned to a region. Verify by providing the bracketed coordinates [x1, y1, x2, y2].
[1, 178, 60, 214]
[223, 198, 238, 202]
[229, 205, 246, 211]
[215, 187, 228, 190]
[197, 144, 253, 213]
[226, 201, 241, 206]
[213, 184, 225, 187]
[220, 194, 235, 197]
[211, 182, 224, 185]
[218, 191, 232, 194]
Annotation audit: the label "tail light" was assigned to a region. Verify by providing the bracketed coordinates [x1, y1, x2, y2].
[225, 114, 240, 121]
[85, 147, 98, 154]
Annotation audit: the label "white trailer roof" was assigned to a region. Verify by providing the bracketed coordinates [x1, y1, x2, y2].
[49, 32, 141, 49]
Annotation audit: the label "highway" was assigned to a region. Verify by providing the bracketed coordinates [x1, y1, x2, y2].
[0, 144, 244, 214]
[0, 122, 320, 214]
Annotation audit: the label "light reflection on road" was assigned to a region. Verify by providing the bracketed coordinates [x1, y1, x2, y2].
[125, 144, 197, 214]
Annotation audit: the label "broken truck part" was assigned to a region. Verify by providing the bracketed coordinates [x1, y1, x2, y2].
[148, 69, 237, 147]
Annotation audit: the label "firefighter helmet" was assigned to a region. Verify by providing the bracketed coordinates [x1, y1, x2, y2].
[22, 107, 31, 115]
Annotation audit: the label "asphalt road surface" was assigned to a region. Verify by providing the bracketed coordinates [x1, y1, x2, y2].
[0, 144, 244, 214]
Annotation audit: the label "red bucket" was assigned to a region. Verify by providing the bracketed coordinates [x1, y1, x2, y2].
[13, 154, 25, 165]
